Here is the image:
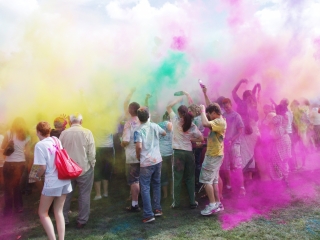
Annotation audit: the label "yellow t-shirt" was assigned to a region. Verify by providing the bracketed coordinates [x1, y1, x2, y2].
[206, 117, 226, 156]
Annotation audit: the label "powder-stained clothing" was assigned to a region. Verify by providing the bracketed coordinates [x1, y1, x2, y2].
[269, 115, 291, 180]
[59, 124, 96, 176]
[206, 117, 226, 157]
[193, 116, 205, 134]
[169, 112, 202, 151]
[158, 121, 173, 157]
[122, 116, 140, 164]
[223, 111, 244, 143]
[134, 122, 165, 167]
[34, 137, 71, 189]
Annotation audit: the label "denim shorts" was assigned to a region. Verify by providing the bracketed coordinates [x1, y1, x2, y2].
[42, 183, 73, 197]
[126, 163, 140, 185]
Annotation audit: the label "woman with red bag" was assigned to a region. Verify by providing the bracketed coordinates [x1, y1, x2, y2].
[31, 122, 72, 240]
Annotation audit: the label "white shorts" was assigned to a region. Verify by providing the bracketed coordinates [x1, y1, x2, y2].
[42, 183, 72, 197]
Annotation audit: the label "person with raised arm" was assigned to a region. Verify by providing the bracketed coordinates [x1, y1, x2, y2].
[121, 91, 141, 212]
[166, 97, 203, 209]
[198, 104, 226, 215]
[232, 79, 260, 181]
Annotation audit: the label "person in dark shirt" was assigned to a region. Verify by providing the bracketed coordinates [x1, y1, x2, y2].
[50, 116, 67, 138]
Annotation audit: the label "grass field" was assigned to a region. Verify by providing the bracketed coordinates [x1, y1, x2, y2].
[1, 165, 320, 240]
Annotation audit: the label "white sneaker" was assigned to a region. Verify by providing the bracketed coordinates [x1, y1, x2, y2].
[201, 203, 219, 216]
[103, 194, 108, 198]
[94, 196, 102, 200]
[214, 202, 224, 213]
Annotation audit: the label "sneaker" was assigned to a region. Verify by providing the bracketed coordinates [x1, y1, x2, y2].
[103, 194, 108, 198]
[142, 216, 155, 223]
[190, 201, 198, 209]
[94, 196, 102, 200]
[154, 209, 163, 217]
[201, 203, 219, 216]
[214, 202, 224, 213]
[126, 205, 141, 212]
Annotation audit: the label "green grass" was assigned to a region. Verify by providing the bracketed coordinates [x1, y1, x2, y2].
[1, 169, 320, 240]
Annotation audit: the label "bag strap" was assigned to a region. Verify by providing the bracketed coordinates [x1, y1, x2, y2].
[51, 137, 62, 150]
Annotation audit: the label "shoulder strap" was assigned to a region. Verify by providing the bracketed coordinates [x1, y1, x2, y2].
[51, 137, 62, 149]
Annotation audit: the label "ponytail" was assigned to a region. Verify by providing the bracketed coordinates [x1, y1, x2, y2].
[178, 105, 194, 132]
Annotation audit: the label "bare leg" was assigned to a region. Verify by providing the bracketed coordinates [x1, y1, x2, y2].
[131, 182, 140, 202]
[94, 181, 101, 197]
[218, 176, 223, 200]
[38, 195, 56, 240]
[204, 184, 215, 203]
[53, 194, 67, 240]
[102, 180, 108, 196]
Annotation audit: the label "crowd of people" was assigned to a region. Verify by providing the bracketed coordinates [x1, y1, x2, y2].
[1, 78, 320, 239]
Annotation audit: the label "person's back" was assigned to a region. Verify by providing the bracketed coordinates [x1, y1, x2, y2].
[122, 116, 140, 163]
[60, 123, 95, 173]
[135, 121, 163, 167]
[158, 120, 173, 157]
[59, 114, 95, 229]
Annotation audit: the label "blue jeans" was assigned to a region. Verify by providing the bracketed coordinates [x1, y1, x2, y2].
[140, 162, 162, 218]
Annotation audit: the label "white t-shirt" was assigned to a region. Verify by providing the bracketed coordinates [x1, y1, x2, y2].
[170, 112, 202, 151]
[5, 131, 30, 163]
[134, 122, 165, 167]
[33, 137, 70, 189]
[122, 116, 140, 164]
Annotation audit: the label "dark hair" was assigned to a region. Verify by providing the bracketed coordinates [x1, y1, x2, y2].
[36, 122, 51, 137]
[11, 117, 29, 141]
[242, 90, 252, 100]
[162, 111, 170, 121]
[129, 102, 140, 116]
[178, 105, 193, 132]
[206, 103, 222, 115]
[137, 107, 149, 123]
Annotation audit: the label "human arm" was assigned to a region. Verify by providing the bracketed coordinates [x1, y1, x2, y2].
[167, 122, 173, 132]
[252, 83, 261, 96]
[144, 94, 152, 108]
[135, 142, 142, 161]
[202, 87, 211, 107]
[269, 98, 277, 109]
[190, 125, 204, 142]
[232, 79, 248, 103]
[182, 91, 193, 105]
[87, 132, 96, 168]
[134, 130, 142, 161]
[166, 96, 184, 115]
[121, 121, 131, 147]
[199, 104, 211, 129]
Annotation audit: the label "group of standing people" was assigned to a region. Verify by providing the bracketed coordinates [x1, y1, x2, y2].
[1, 78, 320, 238]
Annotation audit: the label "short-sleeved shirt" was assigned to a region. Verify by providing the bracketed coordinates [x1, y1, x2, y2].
[169, 112, 203, 151]
[158, 121, 173, 156]
[122, 116, 140, 164]
[34, 137, 70, 189]
[206, 117, 226, 156]
[223, 111, 244, 143]
[134, 122, 165, 167]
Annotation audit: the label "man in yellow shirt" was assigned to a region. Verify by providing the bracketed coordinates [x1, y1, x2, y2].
[199, 103, 227, 216]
